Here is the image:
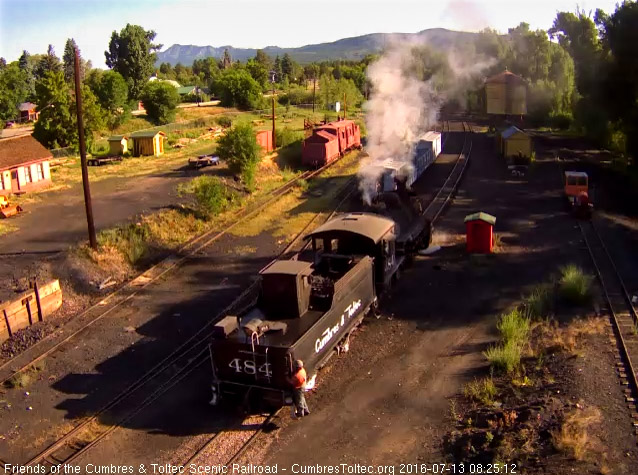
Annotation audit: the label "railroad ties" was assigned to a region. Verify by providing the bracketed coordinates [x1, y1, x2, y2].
[422, 122, 473, 225]
[579, 220, 638, 439]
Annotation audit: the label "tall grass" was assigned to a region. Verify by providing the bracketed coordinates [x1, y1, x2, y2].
[558, 265, 593, 306]
[523, 283, 553, 319]
[464, 376, 498, 405]
[484, 341, 522, 373]
[497, 309, 530, 346]
[98, 224, 150, 265]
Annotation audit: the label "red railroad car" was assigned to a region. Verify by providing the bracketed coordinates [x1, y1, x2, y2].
[302, 119, 361, 167]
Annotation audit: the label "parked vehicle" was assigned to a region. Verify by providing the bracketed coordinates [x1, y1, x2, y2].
[189, 154, 220, 168]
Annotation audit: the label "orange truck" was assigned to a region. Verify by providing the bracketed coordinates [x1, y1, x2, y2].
[564, 171, 592, 218]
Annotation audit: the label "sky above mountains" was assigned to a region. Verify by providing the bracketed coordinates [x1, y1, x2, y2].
[0, 0, 620, 66]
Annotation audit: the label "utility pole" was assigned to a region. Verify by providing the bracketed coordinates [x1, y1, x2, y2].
[271, 71, 276, 149]
[312, 76, 316, 114]
[343, 92, 347, 120]
[74, 47, 97, 249]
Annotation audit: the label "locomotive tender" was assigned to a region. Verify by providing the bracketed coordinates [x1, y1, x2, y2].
[209, 213, 402, 407]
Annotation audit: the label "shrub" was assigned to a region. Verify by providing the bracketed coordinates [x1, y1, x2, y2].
[216, 123, 261, 190]
[178, 176, 238, 216]
[216, 115, 233, 128]
[275, 127, 304, 149]
[524, 284, 553, 319]
[558, 265, 593, 306]
[140, 81, 180, 124]
[497, 308, 530, 346]
[464, 376, 497, 405]
[212, 69, 263, 110]
[97, 224, 150, 265]
[484, 341, 521, 373]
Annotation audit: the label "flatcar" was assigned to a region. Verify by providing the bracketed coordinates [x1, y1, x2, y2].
[302, 119, 362, 167]
[209, 213, 401, 408]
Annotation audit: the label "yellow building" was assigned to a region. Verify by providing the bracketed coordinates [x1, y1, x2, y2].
[499, 126, 532, 158]
[107, 135, 129, 155]
[130, 131, 165, 157]
[485, 71, 527, 116]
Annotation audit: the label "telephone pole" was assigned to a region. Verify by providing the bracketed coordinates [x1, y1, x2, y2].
[74, 47, 97, 249]
[271, 71, 277, 149]
[312, 76, 316, 114]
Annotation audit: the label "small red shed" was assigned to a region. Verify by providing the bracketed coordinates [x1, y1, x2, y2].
[465, 212, 496, 254]
[256, 130, 273, 152]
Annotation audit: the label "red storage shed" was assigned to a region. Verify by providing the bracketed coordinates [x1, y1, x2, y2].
[465, 212, 496, 254]
[256, 130, 273, 152]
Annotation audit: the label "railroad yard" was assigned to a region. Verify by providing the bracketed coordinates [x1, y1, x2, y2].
[3, 3, 638, 473]
[0, 117, 637, 474]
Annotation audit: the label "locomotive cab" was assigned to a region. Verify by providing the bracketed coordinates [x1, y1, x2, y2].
[306, 212, 403, 291]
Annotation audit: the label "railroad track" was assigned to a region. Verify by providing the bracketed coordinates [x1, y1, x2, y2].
[17, 171, 358, 471]
[0, 154, 349, 387]
[422, 121, 472, 225]
[578, 219, 638, 435]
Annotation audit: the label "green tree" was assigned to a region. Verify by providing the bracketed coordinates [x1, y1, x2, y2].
[318, 75, 364, 110]
[0, 58, 6, 69]
[139, 80, 180, 124]
[71, 85, 106, 151]
[246, 58, 268, 88]
[18, 50, 36, 101]
[88, 69, 130, 129]
[281, 53, 295, 81]
[105, 24, 162, 99]
[600, 1, 638, 161]
[212, 68, 263, 109]
[36, 44, 62, 79]
[158, 62, 175, 78]
[192, 57, 219, 83]
[273, 55, 283, 82]
[33, 70, 74, 148]
[63, 38, 78, 83]
[0, 63, 28, 123]
[216, 122, 261, 189]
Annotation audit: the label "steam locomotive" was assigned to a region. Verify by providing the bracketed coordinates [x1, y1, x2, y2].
[209, 212, 407, 408]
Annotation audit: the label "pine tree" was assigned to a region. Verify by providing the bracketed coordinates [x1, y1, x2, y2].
[63, 38, 78, 83]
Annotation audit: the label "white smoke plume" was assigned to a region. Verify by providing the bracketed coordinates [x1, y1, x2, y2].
[358, 36, 495, 204]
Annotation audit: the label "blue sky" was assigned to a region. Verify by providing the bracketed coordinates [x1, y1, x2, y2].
[0, 0, 621, 66]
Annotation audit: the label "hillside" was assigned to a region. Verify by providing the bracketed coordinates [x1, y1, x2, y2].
[156, 28, 478, 65]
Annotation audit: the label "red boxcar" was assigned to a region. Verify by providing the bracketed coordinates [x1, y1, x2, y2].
[302, 119, 361, 167]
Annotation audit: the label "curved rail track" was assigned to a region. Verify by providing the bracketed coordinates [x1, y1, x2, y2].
[578, 218, 638, 435]
[0, 155, 348, 387]
[19, 175, 358, 471]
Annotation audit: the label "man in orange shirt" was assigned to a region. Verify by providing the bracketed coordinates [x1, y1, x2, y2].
[289, 359, 310, 418]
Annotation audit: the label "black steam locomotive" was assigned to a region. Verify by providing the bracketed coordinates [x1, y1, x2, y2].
[209, 213, 405, 408]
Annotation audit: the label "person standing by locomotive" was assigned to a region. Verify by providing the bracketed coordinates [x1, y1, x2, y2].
[289, 359, 310, 417]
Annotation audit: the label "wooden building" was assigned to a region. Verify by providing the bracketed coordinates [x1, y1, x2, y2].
[499, 126, 532, 158]
[130, 131, 166, 157]
[0, 135, 53, 194]
[18, 102, 39, 122]
[107, 135, 129, 155]
[256, 130, 273, 152]
[485, 71, 527, 116]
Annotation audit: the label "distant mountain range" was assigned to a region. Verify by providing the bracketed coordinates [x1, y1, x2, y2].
[155, 28, 478, 66]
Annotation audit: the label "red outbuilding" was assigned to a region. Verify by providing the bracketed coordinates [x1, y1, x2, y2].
[464, 212, 496, 254]
[256, 130, 273, 153]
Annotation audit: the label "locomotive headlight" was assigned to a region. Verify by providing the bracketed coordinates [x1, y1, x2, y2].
[209, 386, 218, 406]
[284, 396, 293, 405]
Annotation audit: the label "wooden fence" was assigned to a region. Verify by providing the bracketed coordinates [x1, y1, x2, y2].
[0, 280, 62, 342]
